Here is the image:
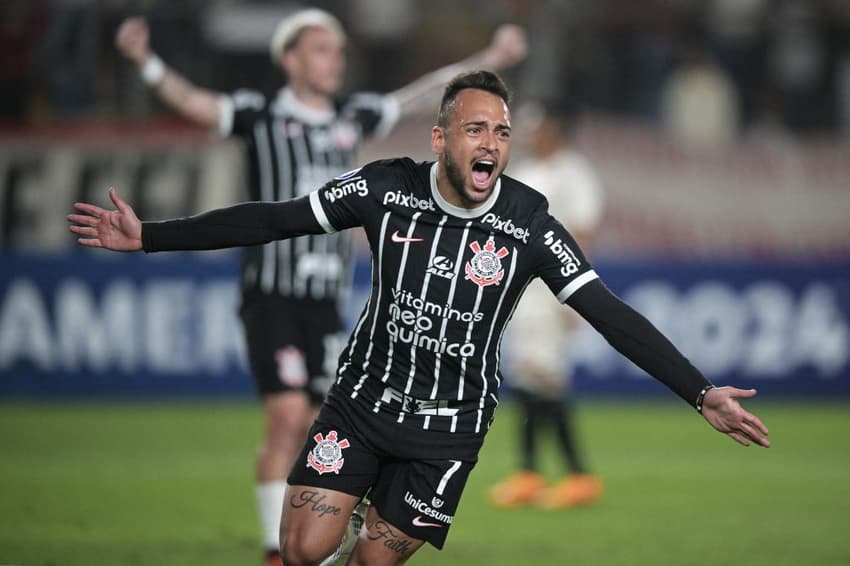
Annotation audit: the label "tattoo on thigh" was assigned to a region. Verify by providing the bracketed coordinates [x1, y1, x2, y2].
[289, 490, 342, 518]
[367, 520, 414, 555]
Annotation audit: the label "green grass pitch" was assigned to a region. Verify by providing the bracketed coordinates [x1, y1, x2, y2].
[1, 399, 848, 565]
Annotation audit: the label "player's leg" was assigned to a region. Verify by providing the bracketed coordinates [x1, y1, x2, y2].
[488, 387, 548, 508]
[281, 486, 425, 566]
[489, 309, 555, 508]
[550, 396, 586, 474]
[280, 484, 362, 565]
[348, 504, 426, 565]
[534, 374, 603, 509]
[257, 391, 312, 563]
[284, 411, 379, 564]
[520, 388, 542, 471]
[318, 498, 369, 566]
[241, 294, 314, 563]
[357, 457, 474, 563]
[300, 306, 356, 566]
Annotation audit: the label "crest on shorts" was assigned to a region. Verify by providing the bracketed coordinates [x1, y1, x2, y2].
[276, 347, 307, 387]
[307, 430, 350, 475]
[465, 237, 509, 287]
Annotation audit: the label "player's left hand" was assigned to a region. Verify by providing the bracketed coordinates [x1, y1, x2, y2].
[484, 24, 528, 69]
[701, 386, 770, 448]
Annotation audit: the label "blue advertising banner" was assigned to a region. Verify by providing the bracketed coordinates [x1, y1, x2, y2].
[2, 251, 848, 397]
[1, 250, 251, 397]
[566, 260, 850, 397]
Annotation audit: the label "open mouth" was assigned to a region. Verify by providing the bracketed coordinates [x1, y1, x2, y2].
[471, 160, 495, 189]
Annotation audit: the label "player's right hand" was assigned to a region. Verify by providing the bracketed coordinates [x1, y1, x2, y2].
[115, 16, 150, 65]
[485, 24, 528, 69]
[68, 188, 143, 252]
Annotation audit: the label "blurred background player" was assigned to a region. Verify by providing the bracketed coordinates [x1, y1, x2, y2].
[489, 100, 605, 510]
[114, 9, 526, 565]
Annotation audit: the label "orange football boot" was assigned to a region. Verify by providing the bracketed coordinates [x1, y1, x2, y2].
[488, 470, 548, 508]
[535, 474, 603, 509]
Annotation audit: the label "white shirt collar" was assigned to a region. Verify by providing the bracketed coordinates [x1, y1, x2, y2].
[272, 87, 335, 125]
[429, 162, 501, 219]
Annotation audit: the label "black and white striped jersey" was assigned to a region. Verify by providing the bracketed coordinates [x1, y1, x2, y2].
[219, 86, 399, 300]
[308, 158, 599, 446]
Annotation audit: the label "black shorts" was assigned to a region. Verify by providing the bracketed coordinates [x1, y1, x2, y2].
[239, 293, 344, 404]
[287, 403, 476, 549]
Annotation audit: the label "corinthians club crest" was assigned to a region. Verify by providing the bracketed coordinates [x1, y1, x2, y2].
[307, 430, 350, 475]
[465, 236, 509, 287]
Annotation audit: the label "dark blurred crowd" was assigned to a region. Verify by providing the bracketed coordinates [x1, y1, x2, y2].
[2, 0, 850, 140]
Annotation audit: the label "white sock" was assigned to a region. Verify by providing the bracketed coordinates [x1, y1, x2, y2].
[256, 480, 287, 551]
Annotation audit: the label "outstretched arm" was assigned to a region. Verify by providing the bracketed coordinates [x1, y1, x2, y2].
[68, 188, 324, 253]
[389, 24, 527, 116]
[116, 17, 221, 129]
[568, 279, 770, 448]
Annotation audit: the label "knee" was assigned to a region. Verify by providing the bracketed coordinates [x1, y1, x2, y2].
[279, 535, 330, 566]
[268, 410, 307, 438]
[265, 399, 311, 441]
[280, 512, 337, 566]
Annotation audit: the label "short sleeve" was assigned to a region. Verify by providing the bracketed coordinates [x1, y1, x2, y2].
[308, 161, 395, 233]
[528, 214, 599, 303]
[340, 92, 400, 140]
[218, 89, 267, 138]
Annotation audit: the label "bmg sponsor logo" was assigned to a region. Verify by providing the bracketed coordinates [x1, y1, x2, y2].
[324, 177, 368, 203]
[543, 230, 581, 276]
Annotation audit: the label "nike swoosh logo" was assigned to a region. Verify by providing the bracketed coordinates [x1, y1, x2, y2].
[391, 230, 424, 243]
[412, 515, 444, 528]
